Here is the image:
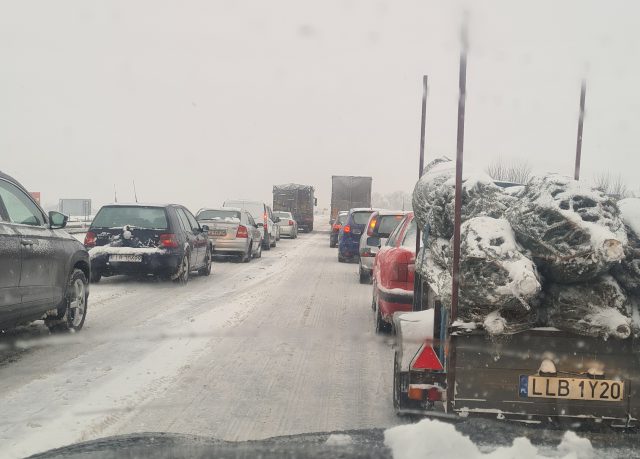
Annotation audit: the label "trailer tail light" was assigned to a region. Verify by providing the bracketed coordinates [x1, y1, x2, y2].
[411, 343, 444, 371]
[407, 385, 443, 402]
[367, 217, 378, 236]
[343, 225, 351, 233]
[159, 233, 179, 248]
[84, 231, 96, 248]
[236, 225, 249, 238]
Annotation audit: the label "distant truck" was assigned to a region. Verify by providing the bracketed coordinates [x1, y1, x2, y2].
[330, 176, 372, 223]
[272, 184, 316, 232]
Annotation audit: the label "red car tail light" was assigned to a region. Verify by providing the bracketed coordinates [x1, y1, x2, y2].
[236, 225, 249, 238]
[343, 225, 351, 233]
[367, 217, 378, 236]
[332, 224, 342, 231]
[289, 220, 294, 226]
[159, 233, 179, 248]
[84, 231, 96, 248]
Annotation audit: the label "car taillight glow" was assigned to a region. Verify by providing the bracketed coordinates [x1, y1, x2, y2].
[159, 233, 179, 248]
[343, 225, 351, 233]
[289, 220, 294, 226]
[84, 231, 96, 248]
[236, 225, 249, 238]
[367, 218, 378, 236]
[392, 262, 409, 282]
[332, 224, 342, 231]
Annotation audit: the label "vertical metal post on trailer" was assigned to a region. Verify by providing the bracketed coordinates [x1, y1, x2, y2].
[413, 75, 428, 312]
[574, 80, 587, 181]
[447, 17, 469, 414]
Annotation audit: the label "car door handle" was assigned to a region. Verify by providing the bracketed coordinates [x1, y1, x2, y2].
[21, 239, 35, 246]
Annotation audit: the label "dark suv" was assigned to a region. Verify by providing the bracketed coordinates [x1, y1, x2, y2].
[0, 171, 90, 332]
[86, 204, 212, 284]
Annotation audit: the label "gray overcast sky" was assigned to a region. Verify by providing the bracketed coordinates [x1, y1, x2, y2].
[1, 0, 638, 212]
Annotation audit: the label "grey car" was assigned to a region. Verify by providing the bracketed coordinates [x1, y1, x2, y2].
[196, 207, 262, 262]
[0, 171, 90, 332]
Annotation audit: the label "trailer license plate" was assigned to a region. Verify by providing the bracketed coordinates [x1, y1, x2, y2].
[110, 254, 142, 263]
[519, 375, 624, 401]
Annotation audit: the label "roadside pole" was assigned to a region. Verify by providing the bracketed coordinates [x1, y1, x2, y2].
[447, 17, 468, 413]
[574, 80, 587, 180]
[413, 75, 428, 312]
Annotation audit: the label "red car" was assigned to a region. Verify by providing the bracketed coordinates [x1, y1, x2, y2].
[371, 212, 417, 333]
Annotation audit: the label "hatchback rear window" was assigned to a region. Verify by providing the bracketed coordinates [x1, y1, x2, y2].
[352, 211, 373, 225]
[197, 210, 241, 221]
[378, 214, 405, 234]
[92, 206, 168, 230]
[337, 214, 348, 225]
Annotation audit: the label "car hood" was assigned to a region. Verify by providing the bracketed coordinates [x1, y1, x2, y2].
[27, 430, 390, 459]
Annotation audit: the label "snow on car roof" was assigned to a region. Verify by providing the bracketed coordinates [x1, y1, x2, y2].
[198, 207, 242, 213]
[349, 207, 380, 212]
[102, 202, 175, 208]
[375, 210, 411, 216]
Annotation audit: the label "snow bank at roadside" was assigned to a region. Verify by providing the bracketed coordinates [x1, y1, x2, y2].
[384, 419, 594, 459]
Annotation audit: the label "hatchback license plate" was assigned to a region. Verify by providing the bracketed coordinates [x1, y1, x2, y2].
[110, 254, 142, 263]
[519, 375, 624, 401]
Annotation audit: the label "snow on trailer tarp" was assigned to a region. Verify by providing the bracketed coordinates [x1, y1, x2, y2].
[412, 156, 637, 339]
[273, 183, 314, 192]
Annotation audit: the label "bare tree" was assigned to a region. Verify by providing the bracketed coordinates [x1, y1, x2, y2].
[593, 172, 630, 198]
[486, 157, 533, 184]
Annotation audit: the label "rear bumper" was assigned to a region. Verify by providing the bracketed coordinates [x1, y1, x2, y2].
[279, 225, 295, 236]
[377, 287, 413, 321]
[212, 238, 249, 254]
[91, 251, 180, 276]
[338, 236, 360, 259]
[359, 255, 375, 271]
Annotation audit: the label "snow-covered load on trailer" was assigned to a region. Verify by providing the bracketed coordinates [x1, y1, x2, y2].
[392, 157, 640, 427]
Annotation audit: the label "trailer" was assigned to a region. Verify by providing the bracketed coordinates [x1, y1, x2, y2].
[330, 175, 372, 223]
[392, 23, 640, 428]
[273, 184, 316, 232]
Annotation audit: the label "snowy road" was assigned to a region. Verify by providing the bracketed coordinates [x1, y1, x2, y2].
[0, 229, 400, 458]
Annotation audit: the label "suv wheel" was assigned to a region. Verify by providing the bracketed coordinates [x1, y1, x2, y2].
[90, 270, 102, 283]
[263, 234, 271, 250]
[46, 269, 88, 333]
[359, 263, 369, 284]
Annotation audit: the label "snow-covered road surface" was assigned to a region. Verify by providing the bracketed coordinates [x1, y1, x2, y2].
[0, 229, 400, 458]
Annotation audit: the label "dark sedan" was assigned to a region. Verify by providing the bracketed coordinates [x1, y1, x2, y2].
[0, 171, 90, 332]
[85, 203, 212, 285]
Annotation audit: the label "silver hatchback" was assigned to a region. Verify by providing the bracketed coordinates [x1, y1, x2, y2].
[196, 208, 262, 262]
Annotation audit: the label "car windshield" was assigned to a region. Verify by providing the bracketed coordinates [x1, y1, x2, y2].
[91, 206, 168, 229]
[197, 209, 241, 221]
[4, 2, 640, 458]
[377, 214, 405, 234]
[351, 211, 374, 225]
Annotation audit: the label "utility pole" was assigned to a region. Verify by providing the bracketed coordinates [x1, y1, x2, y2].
[574, 80, 587, 180]
[413, 75, 428, 311]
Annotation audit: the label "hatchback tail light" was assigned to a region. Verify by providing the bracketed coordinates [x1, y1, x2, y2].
[159, 233, 179, 248]
[84, 231, 96, 248]
[236, 225, 249, 238]
[391, 262, 409, 282]
[343, 225, 351, 233]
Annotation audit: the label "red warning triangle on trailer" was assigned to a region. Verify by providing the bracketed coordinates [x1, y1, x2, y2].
[411, 343, 444, 371]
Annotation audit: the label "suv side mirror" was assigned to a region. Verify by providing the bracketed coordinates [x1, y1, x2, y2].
[49, 211, 68, 229]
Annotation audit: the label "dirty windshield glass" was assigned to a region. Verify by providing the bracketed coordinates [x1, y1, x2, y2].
[91, 206, 168, 229]
[2, 1, 640, 458]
